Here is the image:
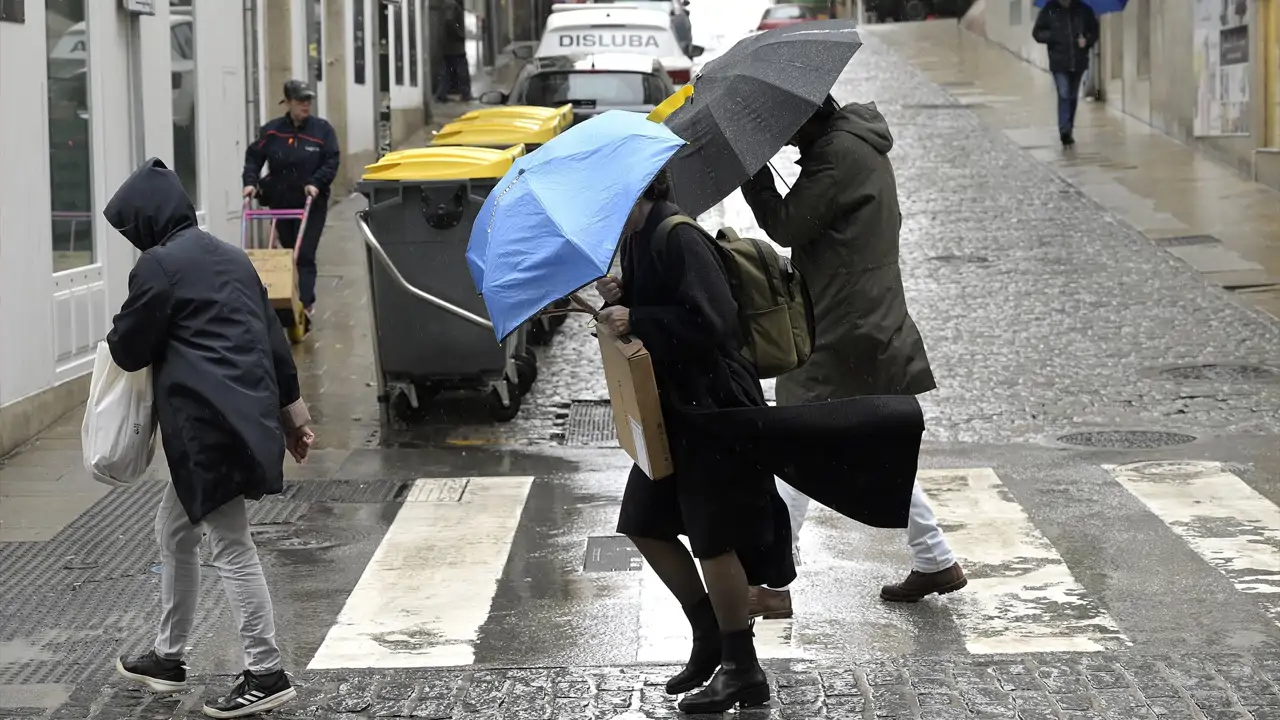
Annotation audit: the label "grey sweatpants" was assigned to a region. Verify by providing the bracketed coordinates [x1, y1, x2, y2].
[153, 483, 282, 673]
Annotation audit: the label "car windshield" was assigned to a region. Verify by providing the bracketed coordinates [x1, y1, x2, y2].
[525, 71, 666, 106]
[764, 5, 809, 18]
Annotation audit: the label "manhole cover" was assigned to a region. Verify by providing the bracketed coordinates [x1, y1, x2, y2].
[1057, 431, 1197, 449]
[1158, 364, 1279, 382]
[562, 400, 617, 446]
[928, 254, 991, 264]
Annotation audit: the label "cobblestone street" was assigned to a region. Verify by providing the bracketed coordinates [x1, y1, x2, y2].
[3, 14, 1280, 720]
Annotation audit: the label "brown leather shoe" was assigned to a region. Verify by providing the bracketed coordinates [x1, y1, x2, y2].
[880, 563, 967, 603]
[748, 586, 793, 619]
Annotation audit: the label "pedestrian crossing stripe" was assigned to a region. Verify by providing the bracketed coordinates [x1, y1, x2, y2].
[1106, 461, 1280, 628]
[304, 465, 1277, 670]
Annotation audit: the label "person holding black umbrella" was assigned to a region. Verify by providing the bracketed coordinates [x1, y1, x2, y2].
[658, 22, 964, 621]
[737, 95, 966, 618]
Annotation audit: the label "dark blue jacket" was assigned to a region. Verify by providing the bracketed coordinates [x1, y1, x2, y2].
[242, 113, 341, 208]
[1032, 0, 1099, 74]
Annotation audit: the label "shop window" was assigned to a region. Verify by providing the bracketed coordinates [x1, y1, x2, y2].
[394, 0, 404, 85]
[45, 0, 94, 271]
[408, 0, 418, 87]
[170, 0, 200, 207]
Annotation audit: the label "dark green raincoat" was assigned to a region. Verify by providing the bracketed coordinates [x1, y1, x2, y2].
[741, 102, 935, 406]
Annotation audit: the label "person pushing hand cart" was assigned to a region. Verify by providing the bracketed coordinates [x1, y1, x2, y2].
[242, 79, 340, 334]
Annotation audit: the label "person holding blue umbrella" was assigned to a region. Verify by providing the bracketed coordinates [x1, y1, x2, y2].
[468, 109, 928, 713]
[1032, 0, 1101, 146]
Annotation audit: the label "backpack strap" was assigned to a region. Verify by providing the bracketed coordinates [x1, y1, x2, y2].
[656, 214, 704, 242]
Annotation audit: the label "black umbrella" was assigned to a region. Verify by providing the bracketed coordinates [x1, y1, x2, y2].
[663, 21, 862, 217]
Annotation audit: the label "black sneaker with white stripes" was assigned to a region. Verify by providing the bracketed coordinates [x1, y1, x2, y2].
[116, 650, 187, 693]
[202, 668, 297, 719]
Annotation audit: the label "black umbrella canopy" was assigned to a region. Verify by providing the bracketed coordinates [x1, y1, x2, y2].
[664, 21, 862, 217]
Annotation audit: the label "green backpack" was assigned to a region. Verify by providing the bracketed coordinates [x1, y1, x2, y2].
[656, 215, 816, 379]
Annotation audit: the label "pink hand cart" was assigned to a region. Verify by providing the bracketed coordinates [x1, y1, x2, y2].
[241, 197, 312, 344]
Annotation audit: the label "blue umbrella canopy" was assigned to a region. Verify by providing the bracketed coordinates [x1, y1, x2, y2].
[466, 110, 686, 342]
[1033, 0, 1126, 13]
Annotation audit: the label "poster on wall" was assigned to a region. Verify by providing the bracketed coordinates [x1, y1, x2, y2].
[1194, 0, 1252, 136]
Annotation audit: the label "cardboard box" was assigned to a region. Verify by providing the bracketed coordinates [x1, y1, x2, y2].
[246, 249, 299, 310]
[597, 328, 673, 480]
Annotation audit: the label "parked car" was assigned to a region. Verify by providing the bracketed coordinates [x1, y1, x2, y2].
[577, 0, 695, 57]
[481, 53, 676, 126]
[531, 4, 702, 85]
[757, 3, 822, 31]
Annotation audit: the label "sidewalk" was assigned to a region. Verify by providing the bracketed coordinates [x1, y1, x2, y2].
[0, 103, 478, 543]
[868, 21, 1280, 322]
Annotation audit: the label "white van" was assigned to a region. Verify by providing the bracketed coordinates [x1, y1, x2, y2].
[536, 4, 701, 85]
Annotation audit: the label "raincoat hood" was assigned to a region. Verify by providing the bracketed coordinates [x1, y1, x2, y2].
[104, 157, 198, 251]
[827, 102, 894, 155]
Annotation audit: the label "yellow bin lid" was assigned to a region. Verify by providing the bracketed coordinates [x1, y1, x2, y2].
[430, 118, 560, 148]
[361, 144, 526, 181]
[458, 104, 573, 132]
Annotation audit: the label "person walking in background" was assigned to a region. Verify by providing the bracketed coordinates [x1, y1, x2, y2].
[739, 95, 966, 619]
[242, 79, 340, 334]
[436, 0, 473, 103]
[1032, 0, 1099, 146]
[106, 158, 315, 719]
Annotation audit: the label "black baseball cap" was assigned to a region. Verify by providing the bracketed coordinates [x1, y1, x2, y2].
[281, 79, 316, 103]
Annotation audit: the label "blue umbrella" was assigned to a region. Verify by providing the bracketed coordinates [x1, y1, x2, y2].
[466, 110, 685, 342]
[1032, 0, 1126, 13]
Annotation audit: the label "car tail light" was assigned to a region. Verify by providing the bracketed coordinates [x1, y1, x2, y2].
[668, 68, 690, 84]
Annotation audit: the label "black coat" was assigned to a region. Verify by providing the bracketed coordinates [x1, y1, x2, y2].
[441, 0, 468, 56]
[242, 113, 341, 208]
[1032, 0, 1099, 74]
[105, 158, 303, 524]
[623, 206, 924, 533]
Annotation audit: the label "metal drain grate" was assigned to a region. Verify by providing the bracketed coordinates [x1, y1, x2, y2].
[1158, 364, 1279, 382]
[563, 401, 618, 446]
[928, 254, 991, 264]
[1153, 234, 1221, 248]
[1057, 431, 1197, 449]
[583, 536, 644, 572]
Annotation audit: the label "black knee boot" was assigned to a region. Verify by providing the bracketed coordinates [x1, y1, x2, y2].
[665, 595, 721, 694]
[676, 626, 770, 713]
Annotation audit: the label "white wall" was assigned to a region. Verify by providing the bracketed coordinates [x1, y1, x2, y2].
[0, 1, 249, 415]
[346, 0, 376, 156]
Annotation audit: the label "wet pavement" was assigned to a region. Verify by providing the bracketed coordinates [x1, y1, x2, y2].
[3, 25, 1280, 720]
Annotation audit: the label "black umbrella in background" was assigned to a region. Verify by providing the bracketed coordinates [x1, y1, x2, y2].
[662, 21, 862, 217]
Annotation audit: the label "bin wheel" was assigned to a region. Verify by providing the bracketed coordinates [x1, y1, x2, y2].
[528, 318, 554, 346]
[392, 389, 433, 424]
[904, 0, 928, 20]
[486, 378, 522, 422]
[514, 351, 538, 395]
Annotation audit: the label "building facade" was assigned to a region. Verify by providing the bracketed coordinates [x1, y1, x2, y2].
[969, 0, 1280, 189]
[0, 0, 432, 456]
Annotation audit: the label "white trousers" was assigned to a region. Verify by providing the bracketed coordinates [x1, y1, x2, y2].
[776, 477, 955, 574]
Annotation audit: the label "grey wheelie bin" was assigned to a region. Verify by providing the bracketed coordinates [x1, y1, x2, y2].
[355, 144, 536, 424]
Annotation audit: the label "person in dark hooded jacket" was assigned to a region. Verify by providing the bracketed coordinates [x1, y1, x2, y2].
[739, 97, 966, 617]
[1032, 0, 1099, 146]
[107, 158, 313, 719]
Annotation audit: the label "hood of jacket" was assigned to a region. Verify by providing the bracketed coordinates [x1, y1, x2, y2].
[821, 102, 894, 155]
[103, 157, 198, 251]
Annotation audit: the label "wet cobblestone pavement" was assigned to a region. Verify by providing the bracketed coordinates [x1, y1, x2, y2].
[5, 24, 1280, 720]
[17, 653, 1279, 719]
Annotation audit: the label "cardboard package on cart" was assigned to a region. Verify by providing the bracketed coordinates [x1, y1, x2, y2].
[245, 249, 299, 311]
[596, 328, 673, 480]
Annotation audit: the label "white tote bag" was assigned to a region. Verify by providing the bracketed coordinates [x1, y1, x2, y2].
[81, 341, 157, 487]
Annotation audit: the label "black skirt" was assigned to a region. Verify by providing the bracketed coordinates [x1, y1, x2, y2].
[615, 428, 797, 589]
